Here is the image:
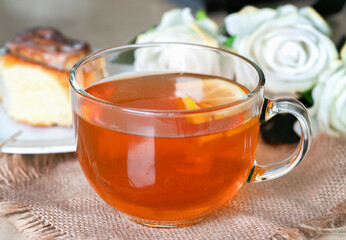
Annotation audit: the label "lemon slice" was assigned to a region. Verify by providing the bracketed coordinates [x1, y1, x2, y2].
[175, 79, 247, 124]
[176, 93, 201, 110]
[176, 94, 209, 124]
[175, 79, 247, 109]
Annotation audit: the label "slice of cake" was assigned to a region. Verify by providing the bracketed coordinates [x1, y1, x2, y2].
[0, 27, 91, 127]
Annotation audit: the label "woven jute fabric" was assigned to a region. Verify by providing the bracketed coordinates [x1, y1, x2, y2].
[0, 134, 345, 240]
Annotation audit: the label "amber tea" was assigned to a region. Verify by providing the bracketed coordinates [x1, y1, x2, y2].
[74, 73, 259, 224]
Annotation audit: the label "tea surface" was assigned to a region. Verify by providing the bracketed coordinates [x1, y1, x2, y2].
[86, 72, 248, 110]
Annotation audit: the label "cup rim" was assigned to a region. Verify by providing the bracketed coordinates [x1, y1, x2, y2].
[69, 42, 265, 115]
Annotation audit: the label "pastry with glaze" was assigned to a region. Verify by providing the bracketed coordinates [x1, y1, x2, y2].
[0, 27, 93, 127]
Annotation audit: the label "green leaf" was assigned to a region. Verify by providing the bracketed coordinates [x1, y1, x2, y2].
[111, 36, 136, 64]
[196, 8, 207, 20]
[299, 89, 314, 106]
[265, 2, 280, 9]
[148, 25, 156, 32]
[224, 36, 236, 48]
[111, 49, 135, 65]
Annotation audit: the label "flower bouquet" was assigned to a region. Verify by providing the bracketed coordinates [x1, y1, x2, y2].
[125, 5, 345, 141]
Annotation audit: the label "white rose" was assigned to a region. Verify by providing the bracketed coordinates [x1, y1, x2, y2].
[134, 8, 221, 75]
[308, 44, 346, 137]
[225, 5, 338, 96]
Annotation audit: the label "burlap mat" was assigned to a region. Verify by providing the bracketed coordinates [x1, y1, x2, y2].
[0, 134, 345, 240]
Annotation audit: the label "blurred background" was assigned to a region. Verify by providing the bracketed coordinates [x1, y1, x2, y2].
[0, 0, 345, 239]
[0, 0, 344, 49]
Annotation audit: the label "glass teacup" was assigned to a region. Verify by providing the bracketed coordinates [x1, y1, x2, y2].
[69, 43, 311, 227]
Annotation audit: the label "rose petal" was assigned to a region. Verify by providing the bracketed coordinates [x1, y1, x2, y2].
[156, 8, 195, 30]
[299, 6, 331, 36]
[232, 11, 337, 95]
[310, 60, 346, 136]
[224, 6, 276, 36]
[136, 8, 218, 47]
[330, 75, 346, 132]
[341, 43, 346, 62]
[134, 8, 221, 76]
[317, 69, 344, 135]
[276, 4, 298, 16]
[196, 18, 218, 37]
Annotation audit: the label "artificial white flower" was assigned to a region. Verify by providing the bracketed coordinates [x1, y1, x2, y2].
[134, 8, 221, 75]
[225, 4, 338, 96]
[308, 44, 346, 137]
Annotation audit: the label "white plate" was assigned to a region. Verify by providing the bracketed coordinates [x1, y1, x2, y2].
[0, 50, 134, 154]
[0, 105, 75, 154]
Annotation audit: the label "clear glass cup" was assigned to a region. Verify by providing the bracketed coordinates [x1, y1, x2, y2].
[69, 43, 312, 227]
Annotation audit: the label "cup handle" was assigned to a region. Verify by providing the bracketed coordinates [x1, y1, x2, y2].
[247, 97, 312, 182]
